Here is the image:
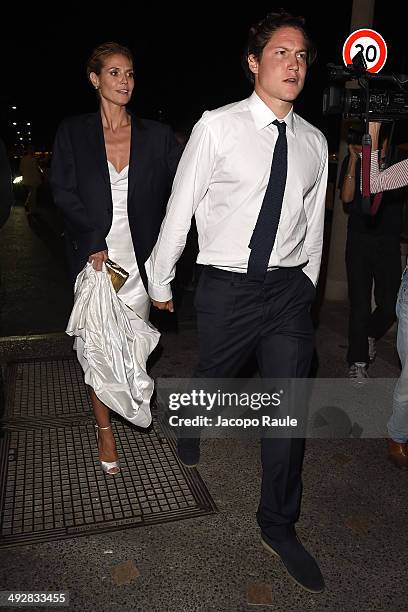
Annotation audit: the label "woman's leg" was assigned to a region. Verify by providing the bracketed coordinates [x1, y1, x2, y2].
[89, 387, 119, 464]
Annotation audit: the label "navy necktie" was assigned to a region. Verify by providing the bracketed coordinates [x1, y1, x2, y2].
[247, 119, 288, 280]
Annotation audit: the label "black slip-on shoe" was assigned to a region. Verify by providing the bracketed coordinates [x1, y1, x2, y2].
[261, 532, 325, 593]
[176, 438, 200, 468]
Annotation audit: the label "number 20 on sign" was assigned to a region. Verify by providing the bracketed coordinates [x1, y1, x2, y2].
[342, 28, 387, 74]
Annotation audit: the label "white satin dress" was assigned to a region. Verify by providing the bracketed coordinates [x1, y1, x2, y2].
[105, 161, 150, 320]
[70, 161, 158, 425]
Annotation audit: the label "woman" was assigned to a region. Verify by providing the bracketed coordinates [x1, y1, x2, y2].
[367, 121, 408, 469]
[51, 42, 181, 474]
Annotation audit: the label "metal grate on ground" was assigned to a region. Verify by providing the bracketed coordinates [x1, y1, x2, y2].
[4, 358, 91, 420]
[0, 359, 217, 548]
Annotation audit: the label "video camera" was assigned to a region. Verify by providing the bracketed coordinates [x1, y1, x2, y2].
[323, 50, 408, 121]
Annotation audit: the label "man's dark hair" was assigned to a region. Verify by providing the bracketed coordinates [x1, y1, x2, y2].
[242, 9, 317, 83]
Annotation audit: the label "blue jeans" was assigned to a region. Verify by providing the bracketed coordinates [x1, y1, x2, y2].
[389, 267, 408, 443]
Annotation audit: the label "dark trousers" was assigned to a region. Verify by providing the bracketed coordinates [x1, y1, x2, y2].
[194, 265, 315, 541]
[346, 232, 401, 365]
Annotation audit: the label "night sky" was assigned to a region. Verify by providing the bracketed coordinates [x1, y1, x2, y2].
[1, 3, 406, 152]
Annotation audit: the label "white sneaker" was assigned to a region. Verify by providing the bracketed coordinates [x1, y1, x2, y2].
[368, 337, 376, 363]
[349, 362, 369, 383]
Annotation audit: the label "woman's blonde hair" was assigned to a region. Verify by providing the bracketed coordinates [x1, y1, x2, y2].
[86, 41, 133, 81]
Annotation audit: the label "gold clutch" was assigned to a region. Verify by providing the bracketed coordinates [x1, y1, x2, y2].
[105, 259, 129, 292]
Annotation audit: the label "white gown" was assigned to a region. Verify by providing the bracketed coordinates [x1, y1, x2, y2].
[70, 161, 158, 425]
[105, 161, 150, 320]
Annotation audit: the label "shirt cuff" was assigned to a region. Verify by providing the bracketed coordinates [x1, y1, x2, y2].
[302, 265, 317, 287]
[148, 282, 173, 302]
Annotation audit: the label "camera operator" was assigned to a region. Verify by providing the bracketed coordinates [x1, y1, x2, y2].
[339, 126, 402, 382]
[366, 121, 408, 469]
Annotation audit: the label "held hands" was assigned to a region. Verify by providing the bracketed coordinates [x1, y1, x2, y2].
[88, 250, 174, 312]
[151, 299, 174, 313]
[88, 250, 108, 271]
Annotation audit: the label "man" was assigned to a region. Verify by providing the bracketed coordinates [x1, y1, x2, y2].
[0, 137, 13, 228]
[339, 130, 402, 382]
[147, 10, 328, 593]
[19, 145, 42, 216]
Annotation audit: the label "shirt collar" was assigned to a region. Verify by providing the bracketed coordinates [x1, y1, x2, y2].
[247, 91, 295, 135]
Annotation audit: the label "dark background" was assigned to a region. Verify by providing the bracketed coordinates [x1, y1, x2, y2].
[1, 3, 407, 153]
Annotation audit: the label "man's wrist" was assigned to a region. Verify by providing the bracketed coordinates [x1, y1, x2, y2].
[148, 282, 173, 302]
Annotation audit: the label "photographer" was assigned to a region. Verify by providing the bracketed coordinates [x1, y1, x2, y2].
[366, 121, 408, 469]
[339, 126, 402, 382]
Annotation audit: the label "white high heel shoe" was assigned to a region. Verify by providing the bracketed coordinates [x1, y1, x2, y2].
[95, 425, 120, 475]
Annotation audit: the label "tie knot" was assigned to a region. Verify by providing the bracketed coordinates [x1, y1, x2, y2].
[273, 119, 286, 134]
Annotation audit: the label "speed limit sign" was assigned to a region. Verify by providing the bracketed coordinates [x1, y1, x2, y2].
[343, 28, 387, 73]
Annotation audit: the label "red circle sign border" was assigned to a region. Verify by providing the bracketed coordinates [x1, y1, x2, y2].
[343, 28, 387, 73]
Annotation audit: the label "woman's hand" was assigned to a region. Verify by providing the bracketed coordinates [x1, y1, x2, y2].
[88, 250, 108, 271]
[152, 299, 174, 313]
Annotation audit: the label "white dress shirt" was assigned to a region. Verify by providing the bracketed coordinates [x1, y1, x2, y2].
[146, 91, 328, 301]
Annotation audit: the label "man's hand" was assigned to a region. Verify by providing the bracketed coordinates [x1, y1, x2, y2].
[152, 299, 174, 313]
[88, 250, 108, 271]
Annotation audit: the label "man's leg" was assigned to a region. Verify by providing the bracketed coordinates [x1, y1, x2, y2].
[255, 267, 324, 593]
[255, 268, 313, 538]
[177, 266, 262, 465]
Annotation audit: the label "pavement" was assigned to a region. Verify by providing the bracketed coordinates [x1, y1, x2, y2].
[0, 203, 407, 611]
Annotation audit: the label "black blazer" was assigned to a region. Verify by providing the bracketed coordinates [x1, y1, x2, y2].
[50, 112, 182, 289]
